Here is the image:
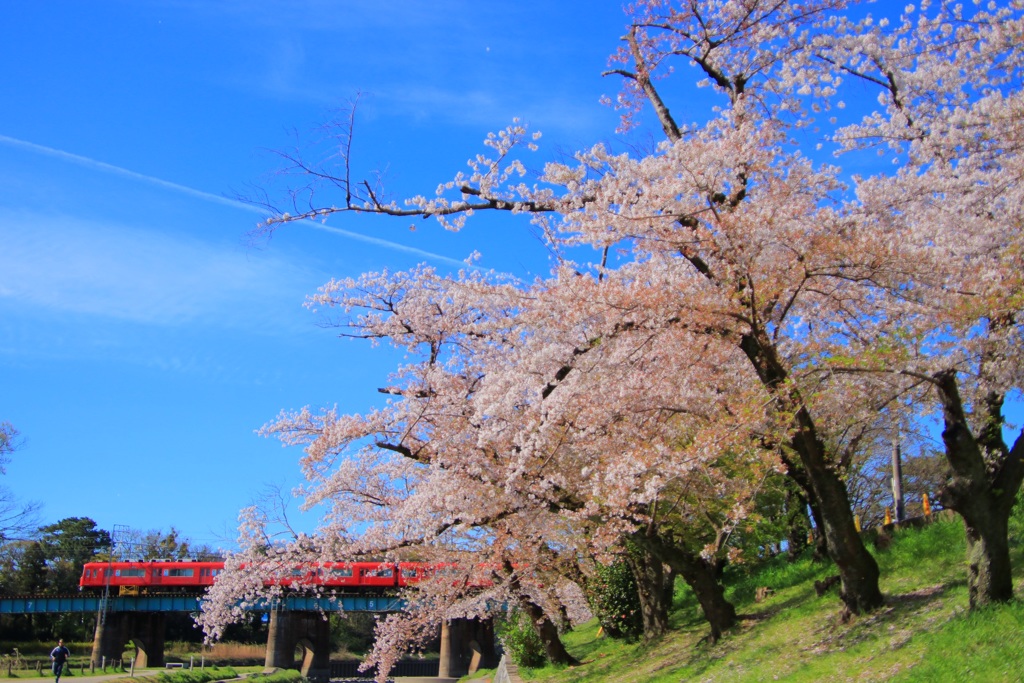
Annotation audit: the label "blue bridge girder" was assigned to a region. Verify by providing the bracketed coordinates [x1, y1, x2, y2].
[0, 594, 406, 614]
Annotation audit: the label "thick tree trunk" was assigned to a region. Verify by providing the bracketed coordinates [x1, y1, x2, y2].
[663, 565, 677, 609]
[504, 561, 579, 666]
[961, 512, 1013, 606]
[788, 466, 830, 560]
[782, 476, 829, 561]
[683, 556, 736, 642]
[740, 333, 883, 615]
[793, 405, 883, 614]
[933, 371, 1024, 607]
[784, 483, 812, 561]
[519, 597, 580, 666]
[631, 530, 736, 642]
[624, 544, 671, 641]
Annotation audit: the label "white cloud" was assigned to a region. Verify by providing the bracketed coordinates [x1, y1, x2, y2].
[0, 133, 468, 267]
[0, 134, 254, 212]
[0, 209, 312, 329]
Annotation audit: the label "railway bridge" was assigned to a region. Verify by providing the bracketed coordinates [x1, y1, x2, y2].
[0, 594, 496, 680]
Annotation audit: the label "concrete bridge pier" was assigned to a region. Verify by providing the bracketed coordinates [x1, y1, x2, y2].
[91, 612, 166, 668]
[264, 609, 331, 682]
[438, 617, 497, 678]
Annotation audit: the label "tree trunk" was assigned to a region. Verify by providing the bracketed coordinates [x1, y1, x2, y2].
[933, 370, 1024, 607]
[740, 333, 883, 615]
[504, 561, 579, 666]
[784, 483, 813, 561]
[683, 555, 736, 642]
[961, 512, 1013, 606]
[793, 405, 883, 614]
[663, 565, 677, 609]
[631, 530, 736, 641]
[624, 544, 671, 641]
[784, 464, 830, 560]
[519, 597, 580, 666]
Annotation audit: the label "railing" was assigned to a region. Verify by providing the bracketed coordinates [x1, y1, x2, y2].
[329, 658, 440, 678]
[0, 593, 406, 614]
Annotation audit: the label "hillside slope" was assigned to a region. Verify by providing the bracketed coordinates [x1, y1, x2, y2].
[513, 513, 1024, 682]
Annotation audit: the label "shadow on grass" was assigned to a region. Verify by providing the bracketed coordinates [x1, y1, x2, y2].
[801, 580, 964, 656]
[650, 577, 965, 682]
[738, 587, 818, 623]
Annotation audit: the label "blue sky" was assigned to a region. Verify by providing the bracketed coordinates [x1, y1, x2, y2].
[0, 0, 633, 549]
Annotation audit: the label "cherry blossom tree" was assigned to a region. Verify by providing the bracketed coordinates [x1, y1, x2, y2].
[799, 1, 1024, 606]
[265, 265, 774, 643]
[203, 2, 1024, 673]
[249, 0, 895, 616]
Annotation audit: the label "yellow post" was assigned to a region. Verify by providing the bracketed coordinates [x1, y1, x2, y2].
[922, 493, 932, 516]
[884, 507, 892, 525]
[854, 515, 861, 533]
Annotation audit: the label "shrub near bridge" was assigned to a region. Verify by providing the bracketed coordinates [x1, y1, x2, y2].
[154, 667, 239, 683]
[584, 561, 643, 642]
[498, 609, 547, 668]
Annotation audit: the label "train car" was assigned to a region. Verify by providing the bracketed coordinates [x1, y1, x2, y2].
[317, 562, 360, 588]
[79, 559, 497, 593]
[79, 560, 404, 592]
[79, 560, 223, 594]
[353, 562, 399, 588]
[397, 561, 427, 587]
[395, 562, 496, 588]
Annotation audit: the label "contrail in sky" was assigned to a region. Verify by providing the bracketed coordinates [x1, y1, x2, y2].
[0, 133, 470, 268]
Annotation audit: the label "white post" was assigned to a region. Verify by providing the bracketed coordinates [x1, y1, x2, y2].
[189, 656, 194, 671]
[891, 427, 905, 523]
[130, 657, 135, 678]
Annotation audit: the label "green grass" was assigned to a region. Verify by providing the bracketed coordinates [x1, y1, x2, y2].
[512, 513, 1024, 683]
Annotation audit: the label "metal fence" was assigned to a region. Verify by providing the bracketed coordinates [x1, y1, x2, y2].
[329, 658, 440, 678]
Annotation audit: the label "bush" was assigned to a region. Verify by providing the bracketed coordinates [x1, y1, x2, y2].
[584, 560, 644, 641]
[497, 610, 546, 668]
[245, 670, 301, 683]
[154, 667, 238, 683]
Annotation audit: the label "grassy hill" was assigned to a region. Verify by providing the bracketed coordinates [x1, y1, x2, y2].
[505, 511, 1024, 682]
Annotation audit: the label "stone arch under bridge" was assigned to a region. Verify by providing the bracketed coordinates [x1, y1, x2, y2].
[91, 612, 166, 668]
[264, 609, 331, 681]
[265, 609, 497, 681]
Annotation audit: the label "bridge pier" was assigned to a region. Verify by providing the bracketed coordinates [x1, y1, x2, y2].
[91, 612, 166, 668]
[265, 608, 331, 682]
[438, 617, 497, 678]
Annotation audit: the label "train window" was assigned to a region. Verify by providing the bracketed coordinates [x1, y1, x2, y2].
[329, 567, 353, 578]
[365, 567, 394, 578]
[401, 567, 419, 578]
[115, 569, 146, 577]
[290, 568, 304, 577]
[163, 568, 195, 577]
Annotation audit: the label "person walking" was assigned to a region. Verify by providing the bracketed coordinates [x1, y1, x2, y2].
[50, 639, 70, 683]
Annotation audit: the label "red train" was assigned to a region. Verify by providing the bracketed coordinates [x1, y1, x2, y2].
[79, 560, 474, 595]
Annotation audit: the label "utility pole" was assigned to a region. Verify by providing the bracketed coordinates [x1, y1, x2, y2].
[99, 524, 134, 625]
[891, 427, 905, 523]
